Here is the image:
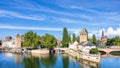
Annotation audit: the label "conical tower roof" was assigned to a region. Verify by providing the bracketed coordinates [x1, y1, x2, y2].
[80, 29, 87, 35]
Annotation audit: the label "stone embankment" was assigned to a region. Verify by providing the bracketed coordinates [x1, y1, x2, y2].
[31, 49, 49, 54]
[1, 48, 22, 54]
[65, 48, 100, 63]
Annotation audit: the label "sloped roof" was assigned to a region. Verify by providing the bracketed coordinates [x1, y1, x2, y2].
[80, 29, 87, 35]
[79, 42, 95, 46]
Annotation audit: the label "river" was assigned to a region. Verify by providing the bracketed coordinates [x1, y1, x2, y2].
[0, 52, 120, 68]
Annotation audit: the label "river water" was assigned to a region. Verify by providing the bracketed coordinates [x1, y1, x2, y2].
[0, 52, 120, 68]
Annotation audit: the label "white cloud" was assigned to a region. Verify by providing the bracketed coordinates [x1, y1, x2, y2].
[53, 17, 85, 24]
[106, 27, 120, 37]
[0, 25, 80, 32]
[70, 6, 117, 15]
[89, 26, 120, 39]
[10, 1, 95, 21]
[0, 10, 45, 21]
[10, 0, 120, 26]
[70, 6, 98, 13]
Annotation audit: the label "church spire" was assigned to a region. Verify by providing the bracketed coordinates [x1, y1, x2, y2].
[102, 30, 104, 37]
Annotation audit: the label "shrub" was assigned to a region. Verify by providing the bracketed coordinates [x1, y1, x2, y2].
[89, 48, 99, 54]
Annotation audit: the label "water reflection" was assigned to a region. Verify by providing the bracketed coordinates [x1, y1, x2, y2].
[41, 54, 57, 67]
[23, 56, 40, 68]
[0, 53, 109, 68]
[62, 54, 69, 68]
[79, 60, 100, 68]
[14, 54, 21, 65]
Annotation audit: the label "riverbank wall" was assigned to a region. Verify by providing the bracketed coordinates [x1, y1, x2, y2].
[65, 48, 100, 63]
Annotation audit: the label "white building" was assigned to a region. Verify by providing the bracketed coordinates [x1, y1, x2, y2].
[2, 40, 15, 48]
[2, 34, 21, 48]
[69, 41, 78, 50]
[80, 42, 96, 53]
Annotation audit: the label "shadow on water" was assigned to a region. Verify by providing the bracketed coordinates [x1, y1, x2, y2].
[99, 51, 106, 55]
[110, 51, 120, 56]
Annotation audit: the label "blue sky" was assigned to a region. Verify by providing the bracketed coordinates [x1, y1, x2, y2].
[0, 0, 120, 40]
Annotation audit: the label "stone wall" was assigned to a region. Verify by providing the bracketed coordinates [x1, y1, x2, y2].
[80, 34, 87, 43]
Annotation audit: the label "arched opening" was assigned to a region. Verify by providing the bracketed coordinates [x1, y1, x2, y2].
[110, 51, 120, 56]
[99, 51, 106, 55]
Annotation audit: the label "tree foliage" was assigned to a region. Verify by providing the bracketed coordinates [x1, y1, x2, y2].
[99, 45, 105, 48]
[85, 29, 88, 40]
[41, 34, 57, 48]
[62, 27, 69, 47]
[88, 38, 93, 43]
[92, 34, 96, 44]
[76, 36, 79, 43]
[23, 31, 40, 48]
[89, 48, 99, 54]
[68, 34, 71, 43]
[72, 33, 76, 42]
[0, 40, 2, 45]
[106, 36, 120, 46]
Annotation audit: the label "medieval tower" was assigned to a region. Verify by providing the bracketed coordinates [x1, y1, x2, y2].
[15, 34, 21, 48]
[80, 29, 88, 43]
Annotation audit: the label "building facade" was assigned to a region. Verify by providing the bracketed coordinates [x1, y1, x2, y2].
[2, 34, 21, 48]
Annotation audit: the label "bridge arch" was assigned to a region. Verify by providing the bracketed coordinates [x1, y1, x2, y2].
[99, 51, 106, 55]
[110, 51, 120, 56]
[98, 48, 120, 56]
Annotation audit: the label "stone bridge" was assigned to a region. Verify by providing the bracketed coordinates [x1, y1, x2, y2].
[54, 47, 69, 53]
[98, 48, 120, 56]
[54, 48, 69, 51]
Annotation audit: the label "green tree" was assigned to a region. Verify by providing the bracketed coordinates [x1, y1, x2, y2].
[99, 45, 105, 48]
[106, 38, 113, 46]
[72, 33, 76, 42]
[0, 40, 2, 45]
[88, 38, 93, 43]
[92, 34, 96, 44]
[76, 36, 79, 43]
[62, 27, 69, 47]
[85, 29, 88, 40]
[41, 34, 57, 48]
[68, 34, 71, 43]
[113, 36, 120, 46]
[23, 31, 40, 48]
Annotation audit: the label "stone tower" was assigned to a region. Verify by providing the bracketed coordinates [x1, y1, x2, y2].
[101, 30, 107, 44]
[80, 29, 87, 43]
[15, 34, 21, 48]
